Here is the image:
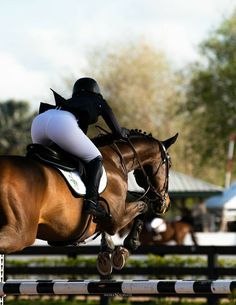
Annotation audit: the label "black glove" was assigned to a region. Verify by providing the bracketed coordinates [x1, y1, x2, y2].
[120, 127, 130, 139]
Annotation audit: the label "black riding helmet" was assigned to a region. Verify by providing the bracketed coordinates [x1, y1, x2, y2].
[72, 77, 101, 96]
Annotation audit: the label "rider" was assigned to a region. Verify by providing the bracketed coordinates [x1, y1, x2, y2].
[31, 77, 127, 222]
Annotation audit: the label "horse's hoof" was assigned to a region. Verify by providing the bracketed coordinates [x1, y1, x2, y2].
[96, 251, 113, 275]
[111, 246, 130, 270]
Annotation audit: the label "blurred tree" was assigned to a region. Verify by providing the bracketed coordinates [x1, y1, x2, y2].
[68, 40, 186, 172]
[0, 100, 34, 155]
[84, 41, 183, 136]
[180, 11, 236, 185]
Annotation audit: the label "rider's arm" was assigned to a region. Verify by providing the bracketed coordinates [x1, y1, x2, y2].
[100, 99, 124, 137]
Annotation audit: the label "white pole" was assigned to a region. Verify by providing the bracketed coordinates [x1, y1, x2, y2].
[0, 255, 4, 305]
[225, 134, 235, 188]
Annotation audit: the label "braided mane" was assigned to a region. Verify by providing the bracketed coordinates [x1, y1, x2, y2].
[130, 129, 152, 138]
[91, 129, 153, 148]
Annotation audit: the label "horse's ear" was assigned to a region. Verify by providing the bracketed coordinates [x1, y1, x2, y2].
[162, 133, 178, 149]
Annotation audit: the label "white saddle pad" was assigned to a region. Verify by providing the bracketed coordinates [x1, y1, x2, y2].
[58, 167, 107, 196]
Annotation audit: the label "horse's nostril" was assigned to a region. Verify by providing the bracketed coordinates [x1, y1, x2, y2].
[151, 200, 167, 215]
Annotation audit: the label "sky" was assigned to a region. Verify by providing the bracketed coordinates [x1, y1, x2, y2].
[1, 0, 236, 108]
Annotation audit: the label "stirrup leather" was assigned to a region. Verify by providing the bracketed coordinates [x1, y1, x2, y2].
[84, 199, 110, 222]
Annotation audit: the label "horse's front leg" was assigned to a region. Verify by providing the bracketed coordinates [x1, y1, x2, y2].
[119, 200, 147, 229]
[97, 232, 115, 276]
[100, 199, 146, 235]
[110, 215, 145, 271]
[110, 201, 147, 271]
[123, 214, 145, 252]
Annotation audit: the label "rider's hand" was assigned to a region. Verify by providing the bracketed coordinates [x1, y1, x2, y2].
[120, 127, 130, 139]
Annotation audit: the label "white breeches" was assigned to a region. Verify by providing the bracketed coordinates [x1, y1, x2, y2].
[31, 109, 101, 163]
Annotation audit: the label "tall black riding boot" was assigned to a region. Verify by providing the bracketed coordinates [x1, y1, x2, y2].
[83, 156, 109, 223]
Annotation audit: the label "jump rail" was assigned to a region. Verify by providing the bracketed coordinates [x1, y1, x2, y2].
[0, 280, 235, 296]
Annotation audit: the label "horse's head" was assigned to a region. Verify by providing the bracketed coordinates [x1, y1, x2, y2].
[92, 128, 178, 215]
[133, 133, 178, 215]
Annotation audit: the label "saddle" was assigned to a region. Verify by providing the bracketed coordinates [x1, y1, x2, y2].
[26, 143, 107, 196]
[27, 143, 81, 172]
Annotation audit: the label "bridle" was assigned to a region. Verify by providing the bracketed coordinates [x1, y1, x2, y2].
[95, 126, 171, 214]
[111, 135, 171, 214]
[146, 140, 171, 213]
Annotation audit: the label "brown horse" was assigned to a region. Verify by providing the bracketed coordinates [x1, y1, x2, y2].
[119, 218, 198, 246]
[0, 129, 177, 273]
[139, 219, 197, 246]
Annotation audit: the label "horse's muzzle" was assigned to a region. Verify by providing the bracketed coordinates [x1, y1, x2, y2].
[151, 196, 170, 215]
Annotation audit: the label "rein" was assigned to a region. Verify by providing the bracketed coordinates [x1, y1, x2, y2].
[110, 142, 128, 176]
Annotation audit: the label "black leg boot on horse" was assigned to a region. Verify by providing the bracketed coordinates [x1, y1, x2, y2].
[83, 156, 111, 223]
[110, 216, 145, 271]
[124, 216, 144, 252]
